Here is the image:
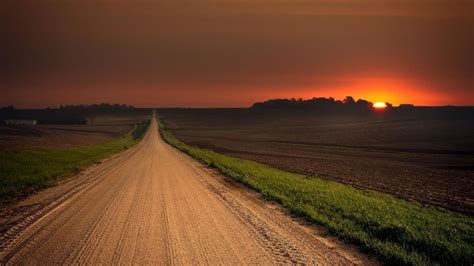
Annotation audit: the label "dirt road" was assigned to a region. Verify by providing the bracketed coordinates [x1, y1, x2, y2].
[0, 118, 373, 264]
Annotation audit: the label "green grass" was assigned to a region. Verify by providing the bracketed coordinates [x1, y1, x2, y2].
[0, 121, 149, 201]
[158, 119, 474, 265]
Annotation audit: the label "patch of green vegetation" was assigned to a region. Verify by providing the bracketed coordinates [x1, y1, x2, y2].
[0, 121, 149, 201]
[158, 119, 474, 265]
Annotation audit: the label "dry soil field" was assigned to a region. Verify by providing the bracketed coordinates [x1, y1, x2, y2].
[158, 109, 474, 215]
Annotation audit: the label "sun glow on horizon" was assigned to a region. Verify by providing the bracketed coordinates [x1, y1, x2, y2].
[373, 102, 387, 109]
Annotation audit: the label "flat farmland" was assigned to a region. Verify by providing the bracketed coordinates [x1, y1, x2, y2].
[0, 114, 149, 151]
[0, 112, 150, 202]
[158, 109, 474, 215]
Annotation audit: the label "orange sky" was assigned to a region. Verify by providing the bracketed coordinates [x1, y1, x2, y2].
[2, 0, 473, 108]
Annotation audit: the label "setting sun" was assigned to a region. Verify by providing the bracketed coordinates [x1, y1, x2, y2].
[373, 102, 387, 109]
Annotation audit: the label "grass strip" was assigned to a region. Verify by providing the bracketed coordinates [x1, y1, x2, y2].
[0, 121, 149, 202]
[159, 119, 473, 265]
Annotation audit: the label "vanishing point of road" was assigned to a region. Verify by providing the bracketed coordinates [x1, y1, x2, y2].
[0, 118, 373, 264]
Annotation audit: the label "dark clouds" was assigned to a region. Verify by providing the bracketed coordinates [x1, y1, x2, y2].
[2, 0, 473, 107]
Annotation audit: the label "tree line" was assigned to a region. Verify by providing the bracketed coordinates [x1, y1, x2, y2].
[252, 96, 393, 112]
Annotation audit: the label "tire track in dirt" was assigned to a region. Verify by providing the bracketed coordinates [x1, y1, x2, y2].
[0, 143, 142, 251]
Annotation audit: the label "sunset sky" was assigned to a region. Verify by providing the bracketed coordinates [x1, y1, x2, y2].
[2, 0, 473, 108]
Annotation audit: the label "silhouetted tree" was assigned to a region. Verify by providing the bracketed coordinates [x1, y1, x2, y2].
[356, 99, 373, 108]
[343, 96, 356, 105]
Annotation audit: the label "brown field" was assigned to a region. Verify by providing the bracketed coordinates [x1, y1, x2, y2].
[158, 109, 474, 215]
[0, 114, 149, 150]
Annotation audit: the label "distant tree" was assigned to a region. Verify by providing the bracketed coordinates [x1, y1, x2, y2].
[1, 105, 15, 110]
[343, 96, 356, 105]
[399, 104, 414, 108]
[356, 99, 373, 108]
